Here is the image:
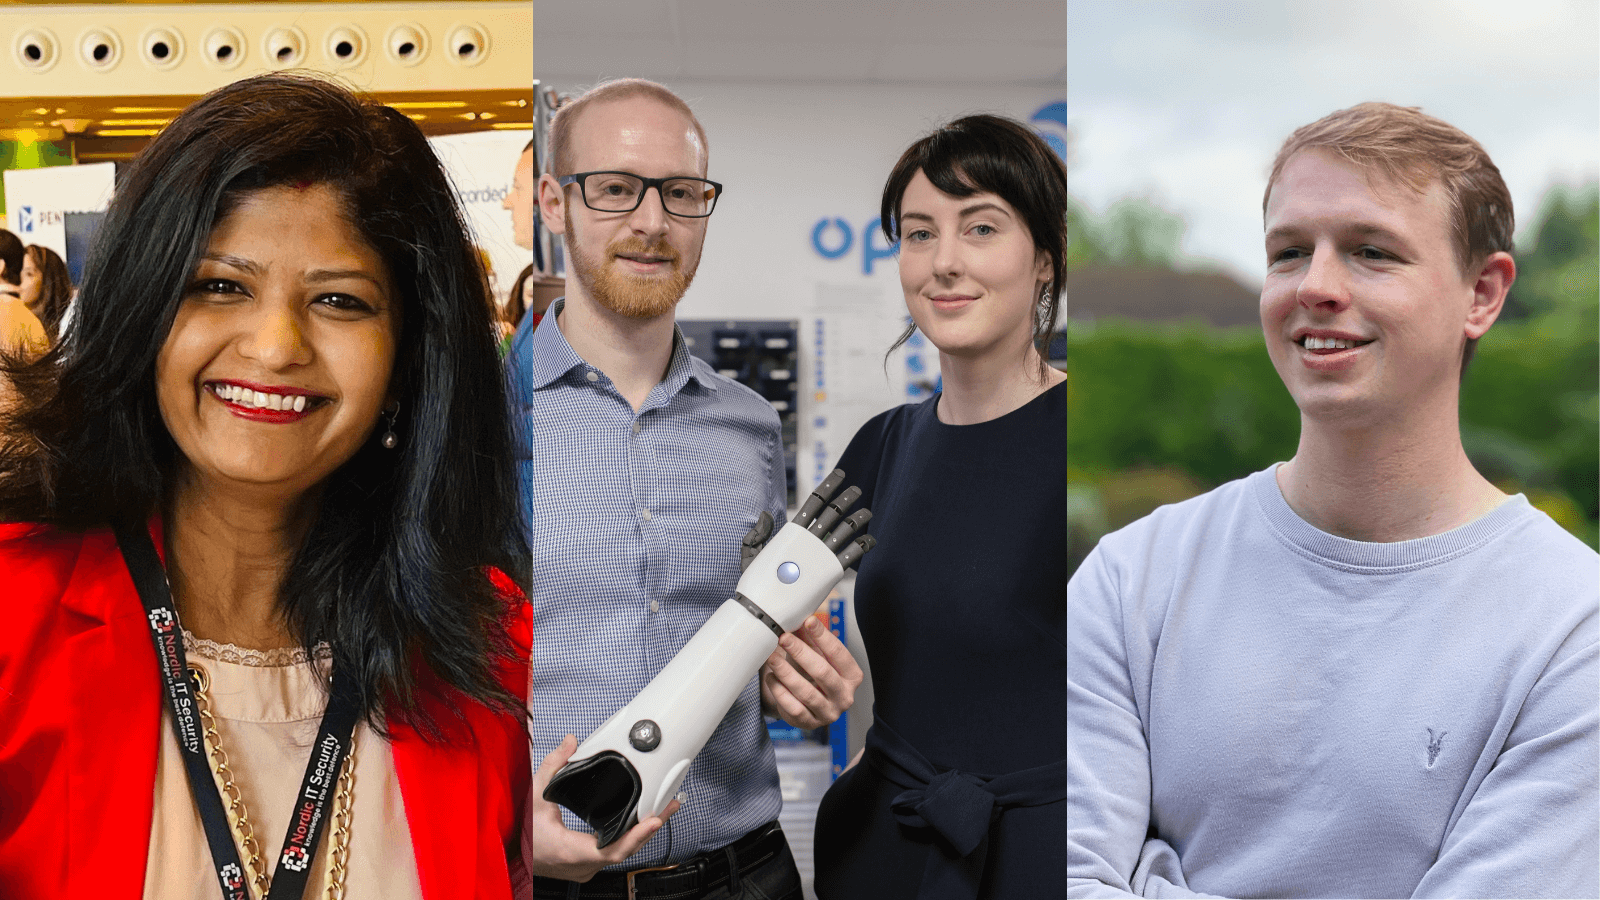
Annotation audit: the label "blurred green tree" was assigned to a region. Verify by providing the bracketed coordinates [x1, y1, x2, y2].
[1068, 195, 1185, 270]
[1503, 183, 1600, 324]
[1465, 181, 1598, 531]
[1067, 197, 1098, 270]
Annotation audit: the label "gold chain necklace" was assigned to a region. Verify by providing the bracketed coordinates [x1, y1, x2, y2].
[188, 663, 356, 899]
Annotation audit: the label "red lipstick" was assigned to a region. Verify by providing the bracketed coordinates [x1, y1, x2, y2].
[205, 379, 328, 424]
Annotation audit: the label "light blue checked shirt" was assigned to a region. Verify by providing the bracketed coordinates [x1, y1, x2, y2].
[508, 299, 788, 868]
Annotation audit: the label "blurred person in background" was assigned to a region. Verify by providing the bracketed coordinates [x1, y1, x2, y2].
[0, 228, 22, 299]
[504, 138, 537, 260]
[500, 262, 534, 356]
[1067, 103, 1597, 898]
[477, 245, 513, 347]
[812, 114, 1068, 899]
[0, 74, 532, 898]
[21, 244, 72, 345]
[502, 138, 552, 348]
[0, 230, 45, 356]
[0, 290, 46, 357]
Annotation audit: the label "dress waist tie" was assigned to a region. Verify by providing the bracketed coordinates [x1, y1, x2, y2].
[864, 717, 1068, 900]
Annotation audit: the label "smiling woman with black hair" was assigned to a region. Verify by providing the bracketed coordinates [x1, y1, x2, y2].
[0, 74, 531, 898]
[811, 114, 1068, 899]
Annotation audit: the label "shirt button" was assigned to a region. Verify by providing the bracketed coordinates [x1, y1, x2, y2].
[650, 599, 660, 613]
[641, 508, 653, 521]
[631, 421, 641, 435]
[585, 371, 599, 383]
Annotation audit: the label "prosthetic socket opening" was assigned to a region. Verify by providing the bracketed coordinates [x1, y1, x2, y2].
[543, 750, 642, 848]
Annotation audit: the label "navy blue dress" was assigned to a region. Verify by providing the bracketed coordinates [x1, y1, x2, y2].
[814, 383, 1068, 898]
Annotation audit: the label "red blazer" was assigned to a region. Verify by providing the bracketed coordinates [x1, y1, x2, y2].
[0, 521, 532, 899]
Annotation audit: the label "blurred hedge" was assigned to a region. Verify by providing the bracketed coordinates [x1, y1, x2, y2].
[1067, 316, 1598, 551]
[1066, 320, 1298, 485]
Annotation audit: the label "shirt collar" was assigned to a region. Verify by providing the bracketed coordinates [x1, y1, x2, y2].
[527, 298, 717, 398]
[525, 298, 585, 391]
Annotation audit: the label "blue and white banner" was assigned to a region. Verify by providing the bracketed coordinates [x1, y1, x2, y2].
[3, 161, 115, 260]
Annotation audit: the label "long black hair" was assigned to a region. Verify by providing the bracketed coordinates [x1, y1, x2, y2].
[880, 114, 1067, 374]
[0, 73, 529, 738]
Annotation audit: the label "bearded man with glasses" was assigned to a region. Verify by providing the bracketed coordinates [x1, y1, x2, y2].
[507, 79, 861, 898]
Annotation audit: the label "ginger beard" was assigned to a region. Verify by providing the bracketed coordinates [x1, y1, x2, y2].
[565, 204, 699, 319]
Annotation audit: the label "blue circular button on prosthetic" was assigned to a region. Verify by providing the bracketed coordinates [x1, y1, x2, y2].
[777, 562, 800, 584]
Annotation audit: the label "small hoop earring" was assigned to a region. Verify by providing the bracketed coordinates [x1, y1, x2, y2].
[380, 401, 400, 450]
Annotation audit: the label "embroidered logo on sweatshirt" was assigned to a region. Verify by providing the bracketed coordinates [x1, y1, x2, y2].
[1426, 728, 1448, 768]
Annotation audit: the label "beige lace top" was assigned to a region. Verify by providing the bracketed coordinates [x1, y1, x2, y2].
[142, 633, 424, 900]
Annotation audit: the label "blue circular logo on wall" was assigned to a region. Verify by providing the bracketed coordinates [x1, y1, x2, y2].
[1031, 101, 1068, 163]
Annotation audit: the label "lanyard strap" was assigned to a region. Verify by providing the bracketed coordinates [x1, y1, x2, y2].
[115, 520, 361, 900]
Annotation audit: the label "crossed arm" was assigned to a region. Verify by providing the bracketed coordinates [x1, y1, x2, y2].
[1067, 546, 1599, 900]
[1067, 549, 1219, 899]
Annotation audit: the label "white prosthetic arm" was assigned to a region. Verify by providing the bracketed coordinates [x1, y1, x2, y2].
[542, 470, 875, 848]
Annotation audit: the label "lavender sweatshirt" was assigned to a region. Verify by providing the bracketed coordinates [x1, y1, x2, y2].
[1068, 466, 1598, 899]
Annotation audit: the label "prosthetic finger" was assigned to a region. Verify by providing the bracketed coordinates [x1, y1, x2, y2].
[741, 510, 774, 549]
[835, 534, 876, 570]
[739, 510, 775, 573]
[791, 469, 846, 528]
[806, 485, 861, 536]
[544, 472, 876, 848]
[824, 509, 872, 551]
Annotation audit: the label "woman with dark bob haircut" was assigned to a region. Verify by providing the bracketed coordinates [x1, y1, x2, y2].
[808, 114, 1067, 898]
[0, 74, 531, 898]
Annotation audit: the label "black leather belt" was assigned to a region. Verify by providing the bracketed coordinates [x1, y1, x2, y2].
[526, 821, 789, 899]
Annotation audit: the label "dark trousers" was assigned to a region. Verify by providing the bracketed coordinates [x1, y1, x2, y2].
[526, 821, 803, 900]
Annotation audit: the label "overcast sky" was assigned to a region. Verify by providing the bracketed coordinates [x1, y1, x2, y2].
[1067, 0, 1600, 287]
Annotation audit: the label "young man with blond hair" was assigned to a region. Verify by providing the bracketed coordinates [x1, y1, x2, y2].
[508, 78, 860, 897]
[1067, 103, 1598, 898]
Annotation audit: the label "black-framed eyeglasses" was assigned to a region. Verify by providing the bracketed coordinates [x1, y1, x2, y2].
[558, 170, 723, 218]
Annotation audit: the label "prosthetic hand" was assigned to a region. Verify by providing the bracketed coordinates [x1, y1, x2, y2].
[543, 469, 875, 848]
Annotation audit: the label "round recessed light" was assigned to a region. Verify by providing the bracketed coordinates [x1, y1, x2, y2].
[262, 26, 306, 67]
[324, 24, 366, 67]
[79, 27, 121, 71]
[202, 26, 245, 70]
[385, 22, 428, 67]
[140, 26, 184, 70]
[444, 23, 489, 67]
[14, 28, 59, 73]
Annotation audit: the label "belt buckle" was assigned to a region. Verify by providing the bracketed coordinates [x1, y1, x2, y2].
[625, 862, 683, 900]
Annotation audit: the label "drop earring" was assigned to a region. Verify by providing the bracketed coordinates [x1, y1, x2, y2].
[381, 401, 400, 450]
